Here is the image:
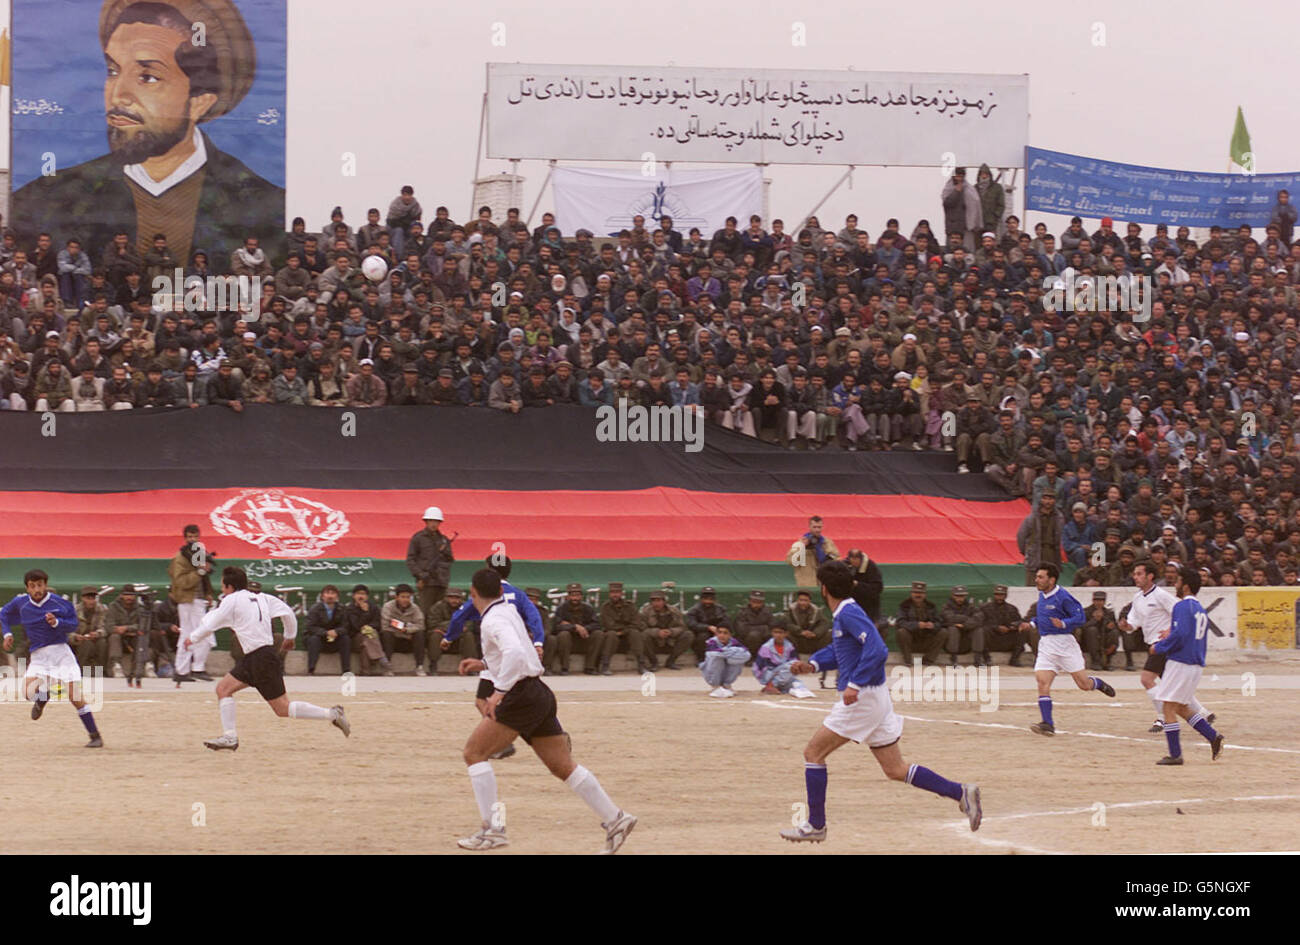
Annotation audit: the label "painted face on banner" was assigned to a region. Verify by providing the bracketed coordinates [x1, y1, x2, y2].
[104, 22, 216, 164]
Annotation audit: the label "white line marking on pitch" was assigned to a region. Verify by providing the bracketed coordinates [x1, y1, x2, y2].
[940, 793, 1300, 854]
[752, 700, 1300, 755]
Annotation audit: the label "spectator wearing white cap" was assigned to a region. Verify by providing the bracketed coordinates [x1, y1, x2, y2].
[346, 358, 387, 406]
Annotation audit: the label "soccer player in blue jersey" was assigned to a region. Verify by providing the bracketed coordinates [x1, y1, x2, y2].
[1, 569, 103, 748]
[441, 554, 546, 760]
[780, 560, 982, 842]
[1151, 567, 1224, 765]
[1026, 563, 1116, 736]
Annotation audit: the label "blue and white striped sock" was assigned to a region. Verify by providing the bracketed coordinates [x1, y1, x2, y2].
[1163, 721, 1181, 758]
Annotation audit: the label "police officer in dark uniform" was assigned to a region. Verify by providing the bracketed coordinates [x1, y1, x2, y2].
[685, 587, 731, 661]
[979, 584, 1025, 666]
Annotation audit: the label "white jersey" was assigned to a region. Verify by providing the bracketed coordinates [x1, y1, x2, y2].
[191, 590, 298, 653]
[479, 597, 544, 693]
[1127, 584, 1175, 645]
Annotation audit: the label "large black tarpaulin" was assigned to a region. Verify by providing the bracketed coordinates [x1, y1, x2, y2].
[0, 405, 1007, 498]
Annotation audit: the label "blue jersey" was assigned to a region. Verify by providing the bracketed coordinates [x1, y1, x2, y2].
[809, 598, 887, 690]
[1033, 585, 1084, 636]
[1, 592, 79, 652]
[444, 581, 544, 646]
[1153, 596, 1207, 666]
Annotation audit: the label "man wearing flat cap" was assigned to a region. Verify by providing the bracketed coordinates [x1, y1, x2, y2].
[14, 0, 284, 271]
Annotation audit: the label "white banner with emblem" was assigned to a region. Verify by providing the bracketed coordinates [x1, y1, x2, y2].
[552, 165, 762, 242]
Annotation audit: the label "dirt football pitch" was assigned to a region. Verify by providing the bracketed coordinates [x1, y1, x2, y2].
[4, 662, 1298, 855]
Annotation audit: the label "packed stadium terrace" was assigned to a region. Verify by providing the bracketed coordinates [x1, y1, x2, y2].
[1, 184, 1299, 590]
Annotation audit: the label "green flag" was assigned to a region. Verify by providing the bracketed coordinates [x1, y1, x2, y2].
[1229, 106, 1252, 169]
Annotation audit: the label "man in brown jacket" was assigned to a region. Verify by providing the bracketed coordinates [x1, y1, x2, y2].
[169, 524, 213, 683]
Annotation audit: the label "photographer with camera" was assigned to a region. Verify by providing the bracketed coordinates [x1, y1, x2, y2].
[786, 515, 840, 590]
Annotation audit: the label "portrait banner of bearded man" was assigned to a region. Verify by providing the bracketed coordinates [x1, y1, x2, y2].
[12, 0, 285, 275]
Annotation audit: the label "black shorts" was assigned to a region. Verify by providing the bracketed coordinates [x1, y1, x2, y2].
[476, 678, 494, 700]
[231, 644, 286, 701]
[492, 676, 564, 745]
[1143, 650, 1167, 675]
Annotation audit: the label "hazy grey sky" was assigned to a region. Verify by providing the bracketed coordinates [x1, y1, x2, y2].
[5, 0, 1293, 238]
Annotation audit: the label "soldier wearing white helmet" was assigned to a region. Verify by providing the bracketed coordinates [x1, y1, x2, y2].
[407, 506, 455, 642]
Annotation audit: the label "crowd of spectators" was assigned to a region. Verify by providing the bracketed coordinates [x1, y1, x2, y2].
[2, 170, 1298, 588]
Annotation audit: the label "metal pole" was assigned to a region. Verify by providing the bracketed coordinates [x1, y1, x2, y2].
[525, 160, 557, 228]
[794, 165, 854, 236]
[469, 91, 487, 221]
[755, 163, 770, 222]
[509, 159, 520, 215]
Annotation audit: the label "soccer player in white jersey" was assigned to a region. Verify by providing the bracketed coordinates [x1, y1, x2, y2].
[1027, 563, 1116, 736]
[186, 566, 350, 751]
[454, 568, 636, 854]
[1151, 567, 1224, 765]
[1, 569, 103, 748]
[1121, 562, 1215, 734]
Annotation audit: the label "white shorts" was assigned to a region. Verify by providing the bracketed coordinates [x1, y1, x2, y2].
[1151, 660, 1202, 706]
[26, 643, 85, 684]
[1034, 633, 1085, 675]
[823, 685, 903, 747]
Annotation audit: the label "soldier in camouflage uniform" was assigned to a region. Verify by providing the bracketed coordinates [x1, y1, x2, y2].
[598, 581, 646, 676]
[639, 590, 693, 670]
[70, 586, 110, 672]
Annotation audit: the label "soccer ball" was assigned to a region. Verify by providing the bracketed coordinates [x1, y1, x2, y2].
[361, 255, 389, 283]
